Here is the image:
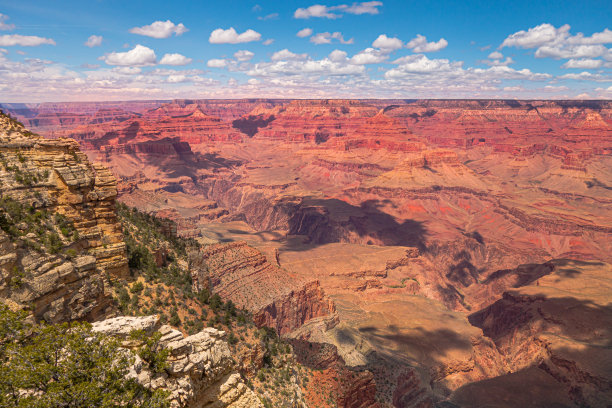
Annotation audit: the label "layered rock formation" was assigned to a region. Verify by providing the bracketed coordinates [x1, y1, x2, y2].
[465, 259, 612, 407]
[92, 315, 263, 408]
[189, 241, 337, 335]
[0, 112, 128, 323]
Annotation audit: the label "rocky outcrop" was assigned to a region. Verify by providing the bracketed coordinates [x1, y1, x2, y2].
[0, 112, 128, 323]
[190, 241, 336, 335]
[91, 315, 263, 408]
[467, 259, 612, 407]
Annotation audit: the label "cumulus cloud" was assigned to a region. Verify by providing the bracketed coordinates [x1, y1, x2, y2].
[85, 35, 103, 47]
[207, 59, 228, 68]
[343, 1, 384, 15]
[310, 31, 353, 44]
[209, 27, 261, 44]
[535, 44, 611, 59]
[350, 48, 388, 64]
[501, 24, 612, 61]
[406, 34, 448, 52]
[501, 24, 570, 49]
[102, 44, 156, 66]
[0, 14, 15, 31]
[294, 1, 383, 19]
[558, 71, 611, 82]
[480, 51, 514, 67]
[129, 20, 187, 39]
[483, 57, 514, 67]
[561, 58, 603, 69]
[159, 53, 192, 66]
[372, 34, 403, 51]
[271, 49, 309, 61]
[329, 49, 348, 62]
[263, 39, 275, 45]
[234, 50, 254, 61]
[0, 34, 55, 46]
[297, 28, 313, 38]
[112, 66, 141, 74]
[247, 56, 365, 77]
[389, 54, 456, 74]
[385, 54, 551, 86]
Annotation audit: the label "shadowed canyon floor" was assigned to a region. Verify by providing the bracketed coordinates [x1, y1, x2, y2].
[3, 98, 612, 407]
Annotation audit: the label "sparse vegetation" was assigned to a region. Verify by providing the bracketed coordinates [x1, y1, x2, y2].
[0, 304, 170, 407]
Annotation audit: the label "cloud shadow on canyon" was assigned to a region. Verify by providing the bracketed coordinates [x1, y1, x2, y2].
[283, 197, 428, 252]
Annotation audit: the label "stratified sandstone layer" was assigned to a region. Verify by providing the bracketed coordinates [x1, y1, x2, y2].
[0, 112, 128, 323]
[189, 241, 336, 335]
[92, 315, 263, 408]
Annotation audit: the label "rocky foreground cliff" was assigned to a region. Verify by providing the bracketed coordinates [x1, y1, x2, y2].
[0, 112, 127, 323]
[0, 111, 264, 408]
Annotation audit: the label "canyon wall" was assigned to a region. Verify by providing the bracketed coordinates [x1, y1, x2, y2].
[0, 112, 128, 323]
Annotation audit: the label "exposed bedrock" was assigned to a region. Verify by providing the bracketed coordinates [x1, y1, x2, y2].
[466, 259, 612, 408]
[0, 113, 128, 323]
[189, 241, 337, 335]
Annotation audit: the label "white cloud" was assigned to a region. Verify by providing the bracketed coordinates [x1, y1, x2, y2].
[501, 24, 570, 49]
[350, 48, 388, 64]
[112, 66, 141, 74]
[297, 28, 313, 38]
[329, 49, 348, 62]
[294, 5, 342, 19]
[502, 24, 612, 49]
[488, 51, 503, 59]
[167, 74, 187, 83]
[0, 34, 55, 46]
[0, 14, 15, 31]
[271, 49, 309, 61]
[501, 24, 612, 61]
[102, 44, 156, 66]
[129, 20, 187, 39]
[209, 27, 261, 44]
[558, 71, 611, 82]
[84, 35, 103, 47]
[294, 2, 383, 19]
[207, 59, 228, 68]
[491, 57, 514, 66]
[310, 31, 353, 44]
[343, 1, 383, 15]
[247, 58, 365, 77]
[535, 44, 611, 59]
[389, 54, 455, 74]
[258, 13, 279, 20]
[263, 39, 275, 45]
[406, 34, 448, 52]
[372, 34, 403, 51]
[561, 58, 603, 69]
[160, 53, 192, 65]
[234, 50, 254, 61]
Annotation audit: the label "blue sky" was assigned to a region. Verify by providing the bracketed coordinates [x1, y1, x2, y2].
[0, 0, 610, 101]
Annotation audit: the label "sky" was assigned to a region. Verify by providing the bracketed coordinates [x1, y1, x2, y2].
[0, 0, 610, 102]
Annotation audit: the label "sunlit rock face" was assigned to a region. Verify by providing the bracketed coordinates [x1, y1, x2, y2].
[92, 315, 264, 408]
[0, 112, 128, 323]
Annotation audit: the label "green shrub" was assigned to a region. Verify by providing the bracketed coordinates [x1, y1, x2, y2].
[0, 304, 170, 407]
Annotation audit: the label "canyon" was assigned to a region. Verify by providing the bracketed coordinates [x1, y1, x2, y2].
[2, 98, 612, 407]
